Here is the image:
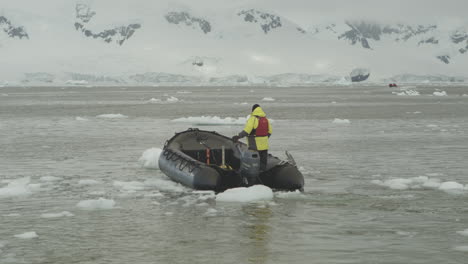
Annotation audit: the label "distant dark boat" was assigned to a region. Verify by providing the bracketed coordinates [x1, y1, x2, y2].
[158, 128, 304, 192]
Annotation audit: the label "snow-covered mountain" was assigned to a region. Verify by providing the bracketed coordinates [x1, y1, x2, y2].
[1, 0, 468, 85]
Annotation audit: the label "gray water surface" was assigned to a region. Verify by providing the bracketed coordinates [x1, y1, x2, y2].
[1, 85, 468, 264]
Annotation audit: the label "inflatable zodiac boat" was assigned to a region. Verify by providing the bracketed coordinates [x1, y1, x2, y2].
[158, 128, 304, 192]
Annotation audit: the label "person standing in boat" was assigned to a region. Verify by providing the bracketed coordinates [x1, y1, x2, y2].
[232, 104, 272, 174]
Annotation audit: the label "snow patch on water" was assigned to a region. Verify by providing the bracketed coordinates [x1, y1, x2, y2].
[216, 185, 273, 202]
[40, 211, 74, 218]
[262, 97, 275, 101]
[456, 229, 468, 236]
[332, 118, 351, 124]
[372, 176, 467, 194]
[14, 232, 38, 239]
[138, 148, 162, 169]
[76, 198, 115, 210]
[172, 116, 247, 125]
[96, 114, 128, 119]
[0, 177, 40, 198]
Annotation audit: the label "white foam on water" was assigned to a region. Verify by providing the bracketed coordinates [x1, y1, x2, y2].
[433, 91, 447, 96]
[456, 229, 468, 236]
[393, 90, 420, 96]
[113, 181, 145, 192]
[96, 114, 128, 119]
[138, 148, 162, 169]
[14, 232, 38, 239]
[332, 118, 351, 124]
[78, 179, 100, 186]
[75, 116, 89, 121]
[0, 177, 40, 198]
[216, 185, 273, 203]
[171, 116, 247, 125]
[453, 246, 468, 252]
[372, 176, 466, 194]
[40, 211, 74, 218]
[262, 97, 275, 101]
[39, 176, 61, 182]
[76, 198, 115, 210]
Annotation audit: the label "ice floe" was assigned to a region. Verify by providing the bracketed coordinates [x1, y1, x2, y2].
[96, 114, 128, 119]
[262, 97, 275, 101]
[275, 190, 306, 199]
[372, 176, 467, 194]
[216, 185, 273, 202]
[40, 211, 74, 218]
[433, 91, 447, 96]
[456, 229, 468, 236]
[393, 90, 420, 96]
[76, 198, 115, 210]
[147, 98, 161, 103]
[332, 118, 351, 124]
[453, 246, 468, 252]
[14, 232, 38, 239]
[172, 116, 247, 125]
[0, 177, 40, 198]
[75, 116, 89, 121]
[138, 148, 162, 169]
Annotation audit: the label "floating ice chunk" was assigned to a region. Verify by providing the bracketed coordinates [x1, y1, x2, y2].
[332, 118, 351, 124]
[433, 91, 447, 96]
[65, 80, 88, 85]
[148, 98, 161, 103]
[14, 232, 38, 239]
[166, 96, 179, 102]
[76, 198, 115, 210]
[456, 229, 468, 236]
[204, 208, 218, 216]
[462, 94, 468, 97]
[439, 181, 465, 193]
[40, 211, 74, 218]
[262, 97, 275, 101]
[96, 114, 128, 119]
[393, 90, 420, 96]
[0, 177, 39, 198]
[78, 179, 100, 186]
[138, 148, 162, 169]
[114, 181, 145, 191]
[216, 185, 273, 202]
[454, 246, 468, 252]
[75, 116, 89, 121]
[39, 176, 61, 182]
[172, 116, 247, 125]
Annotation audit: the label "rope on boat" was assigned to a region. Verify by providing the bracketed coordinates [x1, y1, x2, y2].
[162, 149, 200, 173]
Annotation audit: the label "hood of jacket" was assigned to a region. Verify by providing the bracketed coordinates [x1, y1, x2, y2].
[251, 106, 266, 117]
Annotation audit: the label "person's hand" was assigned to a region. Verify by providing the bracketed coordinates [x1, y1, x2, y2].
[232, 135, 240, 142]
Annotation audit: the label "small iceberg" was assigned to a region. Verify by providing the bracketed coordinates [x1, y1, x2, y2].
[433, 91, 447, 96]
[96, 114, 128, 119]
[332, 118, 351, 124]
[261, 97, 275, 102]
[393, 90, 420, 96]
[138, 148, 162, 169]
[40, 211, 74, 218]
[216, 185, 273, 202]
[14, 232, 38, 239]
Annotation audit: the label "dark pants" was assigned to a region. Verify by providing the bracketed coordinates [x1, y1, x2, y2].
[259, 150, 268, 172]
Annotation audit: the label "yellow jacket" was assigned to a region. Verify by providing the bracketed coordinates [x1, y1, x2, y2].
[238, 106, 272, 151]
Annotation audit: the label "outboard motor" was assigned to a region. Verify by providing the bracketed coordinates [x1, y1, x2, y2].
[238, 147, 260, 186]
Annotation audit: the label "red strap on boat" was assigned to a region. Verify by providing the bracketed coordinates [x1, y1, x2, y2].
[206, 148, 210, 165]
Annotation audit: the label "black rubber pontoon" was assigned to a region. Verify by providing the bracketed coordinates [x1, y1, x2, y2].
[158, 128, 304, 192]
